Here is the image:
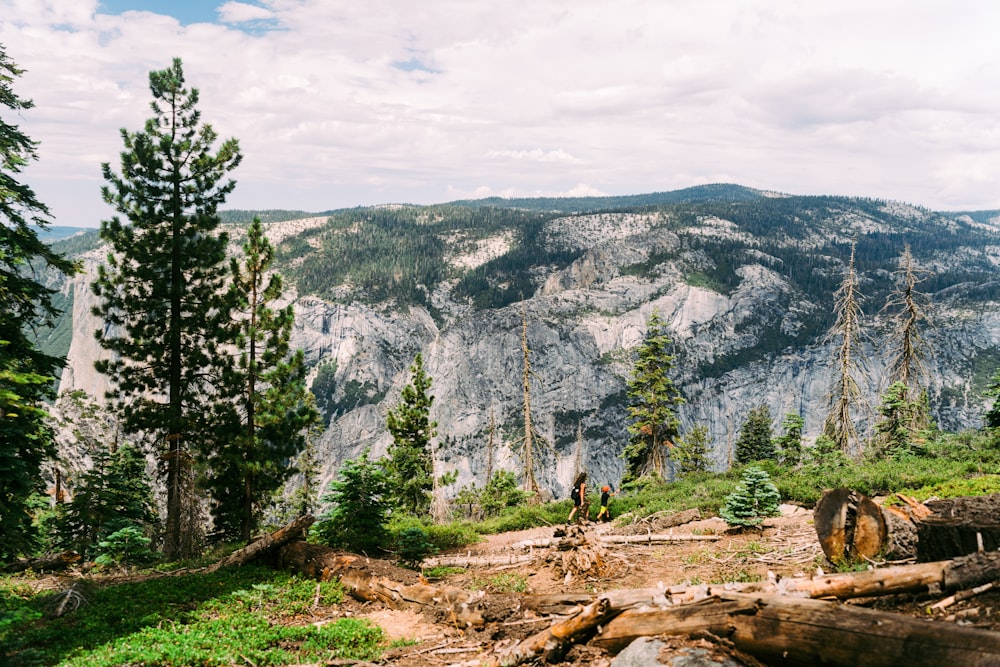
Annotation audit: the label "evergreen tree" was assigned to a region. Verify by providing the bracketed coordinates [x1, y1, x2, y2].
[674, 424, 711, 475]
[480, 470, 529, 517]
[622, 310, 684, 482]
[385, 354, 436, 515]
[206, 218, 318, 543]
[56, 444, 156, 557]
[874, 381, 919, 455]
[775, 412, 804, 466]
[0, 46, 76, 559]
[720, 466, 781, 529]
[734, 404, 775, 465]
[92, 58, 242, 559]
[823, 241, 868, 457]
[313, 451, 391, 555]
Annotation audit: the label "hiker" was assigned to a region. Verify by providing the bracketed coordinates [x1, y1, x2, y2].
[567, 472, 587, 523]
[596, 485, 615, 522]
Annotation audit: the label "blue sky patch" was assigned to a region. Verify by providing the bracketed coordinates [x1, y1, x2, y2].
[98, 1, 221, 26]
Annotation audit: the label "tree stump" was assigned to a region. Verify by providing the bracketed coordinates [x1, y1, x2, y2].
[917, 494, 1000, 562]
[814, 488, 887, 564]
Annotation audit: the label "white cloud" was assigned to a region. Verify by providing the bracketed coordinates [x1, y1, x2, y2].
[487, 149, 584, 164]
[217, 2, 274, 24]
[3, 0, 1000, 226]
[558, 184, 608, 198]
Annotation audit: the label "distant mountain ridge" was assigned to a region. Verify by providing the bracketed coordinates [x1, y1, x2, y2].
[44, 185, 1000, 497]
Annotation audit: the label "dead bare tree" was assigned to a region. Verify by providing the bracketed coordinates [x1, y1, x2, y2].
[880, 243, 931, 432]
[823, 240, 870, 457]
[513, 303, 551, 497]
[485, 406, 496, 484]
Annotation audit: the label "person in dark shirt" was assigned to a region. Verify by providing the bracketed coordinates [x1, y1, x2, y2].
[596, 485, 614, 522]
[568, 472, 587, 523]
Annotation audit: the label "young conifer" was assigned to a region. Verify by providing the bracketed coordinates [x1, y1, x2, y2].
[622, 310, 684, 482]
[385, 354, 436, 515]
[207, 218, 318, 543]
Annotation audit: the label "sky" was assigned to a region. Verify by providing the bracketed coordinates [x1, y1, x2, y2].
[3, 1, 1000, 227]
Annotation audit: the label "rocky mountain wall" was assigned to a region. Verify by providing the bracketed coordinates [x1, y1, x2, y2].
[52, 193, 1000, 500]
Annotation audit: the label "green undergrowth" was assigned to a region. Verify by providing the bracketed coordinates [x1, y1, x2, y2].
[0, 566, 392, 667]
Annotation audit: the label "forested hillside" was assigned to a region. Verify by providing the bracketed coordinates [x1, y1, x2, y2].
[50, 186, 1000, 498]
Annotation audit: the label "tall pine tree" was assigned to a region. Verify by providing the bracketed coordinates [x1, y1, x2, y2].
[622, 310, 684, 482]
[385, 353, 436, 515]
[206, 218, 317, 543]
[0, 46, 76, 559]
[92, 58, 242, 559]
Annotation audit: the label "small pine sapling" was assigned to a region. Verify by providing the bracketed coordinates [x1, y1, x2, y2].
[720, 467, 781, 529]
[395, 527, 438, 569]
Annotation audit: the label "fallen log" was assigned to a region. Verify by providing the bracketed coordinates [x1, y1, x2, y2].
[423, 553, 535, 569]
[204, 514, 314, 573]
[524, 549, 1000, 607]
[598, 533, 722, 545]
[814, 488, 888, 563]
[593, 593, 1000, 666]
[3, 551, 81, 573]
[484, 597, 614, 667]
[814, 489, 1000, 564]
[276, 541, 486, 628]
[512, 533, 720, 550]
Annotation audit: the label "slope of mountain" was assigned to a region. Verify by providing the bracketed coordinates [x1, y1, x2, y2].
[48, 185, 1000, 497]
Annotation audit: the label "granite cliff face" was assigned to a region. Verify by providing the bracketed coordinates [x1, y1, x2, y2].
[51, 188, 1000, 498]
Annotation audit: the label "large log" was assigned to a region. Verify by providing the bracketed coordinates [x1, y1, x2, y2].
[204, 514, 314, 573]
[512, 533, 720, 550]
[593, 593, 1000, 666]
[3, 551, 81, 573]
[523, 550, 1000, 607]
[814, 489, 1000, 564]
[484, 597, 614, 667]
[918, 494, 1000, 561]
[814, 488, 888, 563]
[275, 541, 486, 628]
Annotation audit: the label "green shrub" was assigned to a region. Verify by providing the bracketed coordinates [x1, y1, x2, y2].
[387, 516, 481, 551]
[93, 526, 157, 567]
[395, 527, 438, 569]
[720, 467, 781, 529]
[313, 451, 391, 556]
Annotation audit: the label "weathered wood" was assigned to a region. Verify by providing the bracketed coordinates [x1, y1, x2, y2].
[485, 597, 614, 666]
[524, 588, 671, 615]
[204, 514, 314, 573]
[918, 495, 1000, 561]
[423, 553, 535, 569]
[814, 488, 886, 564]
[816, 489, 1000, 564]
[598, 533, 722, 545]
[338, 568, 486, 628]
[275, 541, 486, 628]
[3, 551, 80, 573]
[594, 593, 1000, 666]
[512, 533, 720, 550]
